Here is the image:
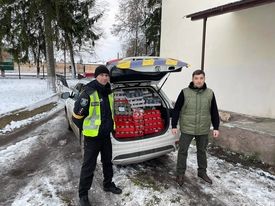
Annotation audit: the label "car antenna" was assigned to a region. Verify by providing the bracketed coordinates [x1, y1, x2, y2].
[158, 73, 170, 92]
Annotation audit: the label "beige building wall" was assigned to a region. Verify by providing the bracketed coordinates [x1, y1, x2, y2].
[160, 0, 275, 118]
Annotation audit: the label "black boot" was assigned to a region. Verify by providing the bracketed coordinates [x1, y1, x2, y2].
[79, 195, 91, 206]
[103, 182, 122, 194]
[198, 172, 213, 184]
[176, 175, 185, 186]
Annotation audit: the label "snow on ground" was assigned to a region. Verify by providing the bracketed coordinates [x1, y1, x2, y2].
[0, 113, 47, 134]
[12, 175, 66, 206]
[183, 145, 275, 206]
[0, 77, 85, 135]
[1, 78, 275, 205]
[0, 115, 66, 174]
[111, 145, 275, 206]
[0, 102, 63, 134]
[0, 78, 66, 134]
[0, 79, 54, 115]
[5, 130, 274, 206]
[113, 167, 182, 206]
[6, 141, 275, 206]
[11, 159, 74, 206]
[1, 114, 79, 206]
[0, 135, 39, 175]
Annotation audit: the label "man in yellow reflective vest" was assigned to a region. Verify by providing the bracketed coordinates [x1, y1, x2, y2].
[72, 65, 122, 206]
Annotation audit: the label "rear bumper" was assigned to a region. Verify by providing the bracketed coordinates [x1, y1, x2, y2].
[111, 130, 179, 165]
[112, 145, 175, 165]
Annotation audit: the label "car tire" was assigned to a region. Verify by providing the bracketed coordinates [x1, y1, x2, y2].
[65, 108, 72, 131]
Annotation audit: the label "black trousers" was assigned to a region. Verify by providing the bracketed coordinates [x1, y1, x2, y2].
[177, 133, 209, 175]
[78, 135, 113, 197]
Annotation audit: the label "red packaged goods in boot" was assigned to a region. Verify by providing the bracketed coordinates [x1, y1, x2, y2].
[115, 99, 128, 103]
[116, 126, 135, 133]
[115, 131, 136, 138]
[144, 119, 164, 135]
[114, 115, 133, 122]
[132, 108, 144, 120]
[115, 123, 135, 132]
[143, 109, 161, 119]
[134, 123, 144, 131]
[134, 130, 144, 137]
[144, 117, 162, 125]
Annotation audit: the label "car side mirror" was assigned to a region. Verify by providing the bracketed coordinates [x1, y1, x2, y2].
[61, 92, 70, 99]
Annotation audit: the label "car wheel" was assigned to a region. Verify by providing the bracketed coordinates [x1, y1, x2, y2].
[65, 108, 72, 131]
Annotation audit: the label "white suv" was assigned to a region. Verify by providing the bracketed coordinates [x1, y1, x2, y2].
[61, 56, 188, 165]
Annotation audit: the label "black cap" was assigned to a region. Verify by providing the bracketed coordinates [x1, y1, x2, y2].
[94, 65, 109, 78]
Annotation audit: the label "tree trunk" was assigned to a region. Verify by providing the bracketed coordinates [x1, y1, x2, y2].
[0, 47, 5, 77]
[64, 46, 66, 77]
[135, 26, 138, 56]
[65, 33, 76, 79]
[31, 46, 40, 78]
[36, 46, 41, 78]
[145, 36, 148, 55]
[18, 61, 21, 79]
[43, 0, 56, 93]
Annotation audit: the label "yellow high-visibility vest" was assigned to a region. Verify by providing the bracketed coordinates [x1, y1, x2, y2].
[82, 91, 115, 137]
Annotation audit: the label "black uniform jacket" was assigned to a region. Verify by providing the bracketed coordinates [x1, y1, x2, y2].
[72, 80, 114, 137]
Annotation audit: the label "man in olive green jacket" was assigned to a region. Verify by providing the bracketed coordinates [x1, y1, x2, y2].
[172, 69, 220, 185]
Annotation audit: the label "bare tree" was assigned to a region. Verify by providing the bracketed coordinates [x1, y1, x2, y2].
[112, 0, 147, 56]
[112, 0, 162, 57]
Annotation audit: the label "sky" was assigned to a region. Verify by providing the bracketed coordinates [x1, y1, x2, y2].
[92, 0, 122, 63]
[68, 0, 122, 64]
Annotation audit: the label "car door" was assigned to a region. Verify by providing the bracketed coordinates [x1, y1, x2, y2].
[67, 82, 86, 137]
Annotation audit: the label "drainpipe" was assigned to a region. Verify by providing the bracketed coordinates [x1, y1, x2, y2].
[201, 17, 207, 71]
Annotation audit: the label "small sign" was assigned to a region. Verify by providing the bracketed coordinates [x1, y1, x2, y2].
[118, 107, 125, 112]
[0, 62, 14, 70]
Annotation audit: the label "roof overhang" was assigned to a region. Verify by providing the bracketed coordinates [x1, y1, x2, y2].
[186, 0, 275, 21]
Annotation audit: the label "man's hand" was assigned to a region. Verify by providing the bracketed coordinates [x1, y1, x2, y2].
[172, 128, 178, 136]
[213, 130, 220, 138]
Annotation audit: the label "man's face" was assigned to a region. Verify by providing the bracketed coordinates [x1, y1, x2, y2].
[96, 73, 110, 86]
[192, 74, 205, 88]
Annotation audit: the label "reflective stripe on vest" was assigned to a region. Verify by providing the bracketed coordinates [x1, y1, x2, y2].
[82, 91, 115, 137]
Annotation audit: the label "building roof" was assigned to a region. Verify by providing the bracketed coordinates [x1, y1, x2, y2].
[186, 0, 275, 20]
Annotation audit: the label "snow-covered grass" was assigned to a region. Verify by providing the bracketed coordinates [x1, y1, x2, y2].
[0, 79, 54, 115]
[0, 78, 63, 134]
